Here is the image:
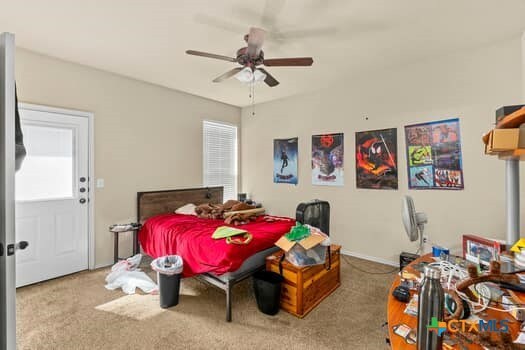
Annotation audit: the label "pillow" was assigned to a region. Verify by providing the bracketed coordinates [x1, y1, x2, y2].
[175, 203, 197, 216]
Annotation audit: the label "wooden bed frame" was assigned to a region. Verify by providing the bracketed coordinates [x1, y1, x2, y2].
[136, 186, 266, 322]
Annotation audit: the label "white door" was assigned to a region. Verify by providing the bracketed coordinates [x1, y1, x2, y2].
[15, 107, 89, 287]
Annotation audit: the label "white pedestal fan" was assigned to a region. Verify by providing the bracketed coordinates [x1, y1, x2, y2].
[402, 195, 428, 254]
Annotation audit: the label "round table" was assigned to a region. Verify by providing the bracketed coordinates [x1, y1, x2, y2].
[387, 254, 522, 349]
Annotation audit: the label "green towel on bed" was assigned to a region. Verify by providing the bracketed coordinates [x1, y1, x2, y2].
[212, 226, 247, 239]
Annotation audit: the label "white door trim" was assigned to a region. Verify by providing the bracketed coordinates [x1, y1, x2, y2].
[18, 103, 95, 270]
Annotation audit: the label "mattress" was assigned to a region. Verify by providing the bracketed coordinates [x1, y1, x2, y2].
[139, 213, 294, 277]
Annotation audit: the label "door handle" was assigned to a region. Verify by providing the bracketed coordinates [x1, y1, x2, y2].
[79, 198, 86, 204]
[17, 241, 29, 250]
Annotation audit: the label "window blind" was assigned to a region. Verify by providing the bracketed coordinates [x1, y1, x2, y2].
[203, 120, 238, 201]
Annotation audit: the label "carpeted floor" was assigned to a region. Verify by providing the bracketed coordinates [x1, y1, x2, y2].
[16, 255, 396, 350]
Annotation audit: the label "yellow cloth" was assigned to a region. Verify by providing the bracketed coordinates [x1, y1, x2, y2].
[212, 226, 247, 239]
[511, 238, 525, 253]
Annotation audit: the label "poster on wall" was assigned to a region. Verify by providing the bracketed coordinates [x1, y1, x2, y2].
[404, 118, 464, 190]
[312, 133, 344, 186]
[273, 137, 298, 184]
[355, 128, 398, 190]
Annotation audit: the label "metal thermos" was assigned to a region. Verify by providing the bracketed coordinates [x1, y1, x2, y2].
[417, 266, 444, 350]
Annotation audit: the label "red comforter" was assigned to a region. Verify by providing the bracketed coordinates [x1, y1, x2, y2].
[139, 214, 295, 277]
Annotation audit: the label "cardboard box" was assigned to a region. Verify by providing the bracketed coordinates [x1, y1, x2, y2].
[520, 126, 525, 148]
[486, 129, 520, 152]
[275, 233, 326, 252]
[484, 131, 494, 154]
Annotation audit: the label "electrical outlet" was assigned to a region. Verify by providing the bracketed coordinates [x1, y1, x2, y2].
[96, 178, 105, 188]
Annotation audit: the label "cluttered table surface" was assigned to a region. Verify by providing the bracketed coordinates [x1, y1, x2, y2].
[388, 254, 525, 349]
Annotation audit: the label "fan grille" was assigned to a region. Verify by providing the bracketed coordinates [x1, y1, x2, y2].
[296, 200, 330, 235]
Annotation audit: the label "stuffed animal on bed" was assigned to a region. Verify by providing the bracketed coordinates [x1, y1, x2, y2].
[194, 200, 264, 225]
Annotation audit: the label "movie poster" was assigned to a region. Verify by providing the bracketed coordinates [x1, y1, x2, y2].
[355, 128, 398, 189]
[273, 138, 298, 184]
[312, 133, 344, 186]
[404, 118, 464, 190]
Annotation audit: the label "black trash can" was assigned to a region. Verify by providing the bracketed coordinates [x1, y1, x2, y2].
[158, 273, 181, 308]
[253, 270, 284, 315]
[151, 255, 183, 309]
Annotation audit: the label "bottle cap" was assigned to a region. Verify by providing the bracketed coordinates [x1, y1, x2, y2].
[424, 266, 441, 279]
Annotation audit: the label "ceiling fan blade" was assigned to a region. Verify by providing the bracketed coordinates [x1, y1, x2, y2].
[193, 14, 246, 34]
[247, 27, 266, 57]
[258, 68, 279, 87]
[212, 67, 243, 83]
[271, 27, 337, 41]
[235, 0, 285, 29]
[261, 0, 285, 29]
[264, 57, 313, 66]
[186, 50, 236, 63]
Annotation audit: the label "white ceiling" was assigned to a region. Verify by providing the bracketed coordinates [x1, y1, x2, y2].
[1, 0, 525, 107]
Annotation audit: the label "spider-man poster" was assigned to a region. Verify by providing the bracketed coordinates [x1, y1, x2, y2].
[273, 137, 298, 184]
[404, 118, 464, 190]
[312, 133, 344, 186]
[355, 128, 398, 189]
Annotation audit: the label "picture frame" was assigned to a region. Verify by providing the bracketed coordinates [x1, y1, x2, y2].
[462, 234, 504, 267]
[404, 118, 464, 190]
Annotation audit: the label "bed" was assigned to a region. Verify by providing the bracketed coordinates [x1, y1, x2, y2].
[136, 187, 295, 321]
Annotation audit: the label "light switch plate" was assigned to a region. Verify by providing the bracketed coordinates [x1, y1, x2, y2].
[96, 178, 105, 188]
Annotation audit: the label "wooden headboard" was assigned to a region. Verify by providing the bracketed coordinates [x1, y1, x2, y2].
[136, 186, 223, 223]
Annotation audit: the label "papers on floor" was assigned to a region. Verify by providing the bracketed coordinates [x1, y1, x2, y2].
[105, 254, 157, 295]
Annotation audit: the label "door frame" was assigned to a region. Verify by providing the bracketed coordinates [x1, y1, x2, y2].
[18, 103, 95, 270]
[0, 31, 16, 350]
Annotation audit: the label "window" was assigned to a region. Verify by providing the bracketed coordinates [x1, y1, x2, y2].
[203, 120, 238, 201]
[16, 123, 74, 201]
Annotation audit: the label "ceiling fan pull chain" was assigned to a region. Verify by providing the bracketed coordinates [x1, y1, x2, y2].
[250, 81, 256, 116]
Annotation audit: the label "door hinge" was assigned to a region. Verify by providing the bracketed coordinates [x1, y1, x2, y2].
[7, 243, 14, 256]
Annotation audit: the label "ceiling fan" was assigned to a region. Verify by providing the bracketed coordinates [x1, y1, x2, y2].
[186, 27, 313, 87]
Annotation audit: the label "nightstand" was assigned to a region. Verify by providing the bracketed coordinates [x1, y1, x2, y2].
[109, 223, 142, 263]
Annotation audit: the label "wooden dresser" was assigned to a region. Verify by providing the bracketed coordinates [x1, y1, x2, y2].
[265, 245, 341, 318]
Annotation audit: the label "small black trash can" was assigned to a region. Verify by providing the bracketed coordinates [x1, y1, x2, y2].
[158, 273, 181, 308]
[151, 255, 183, 309]
[253, 270, 284, 315]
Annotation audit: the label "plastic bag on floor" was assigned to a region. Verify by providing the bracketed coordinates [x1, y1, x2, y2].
[105, 254, 157, 294]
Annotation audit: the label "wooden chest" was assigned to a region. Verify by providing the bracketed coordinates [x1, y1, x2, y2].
[265, 245, 341, 318]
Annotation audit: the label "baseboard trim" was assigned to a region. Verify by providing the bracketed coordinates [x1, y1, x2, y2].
[94, 261, 113, 270]
[341, 249, 398, 267]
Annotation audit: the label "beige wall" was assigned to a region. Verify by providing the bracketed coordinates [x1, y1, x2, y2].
[241, 38, 524, 264]
[15, 48, 241, 268]
[523, 32, 525, 99]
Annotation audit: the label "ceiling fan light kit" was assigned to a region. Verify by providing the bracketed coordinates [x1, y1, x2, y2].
[234, 67, 267, 84]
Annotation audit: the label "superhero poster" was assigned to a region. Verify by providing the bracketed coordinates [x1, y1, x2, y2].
[355, 128, 398, 189]
[404, 118, 464, 190]
[312, 133, 344, 186]
[273, 138, 298, 184]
